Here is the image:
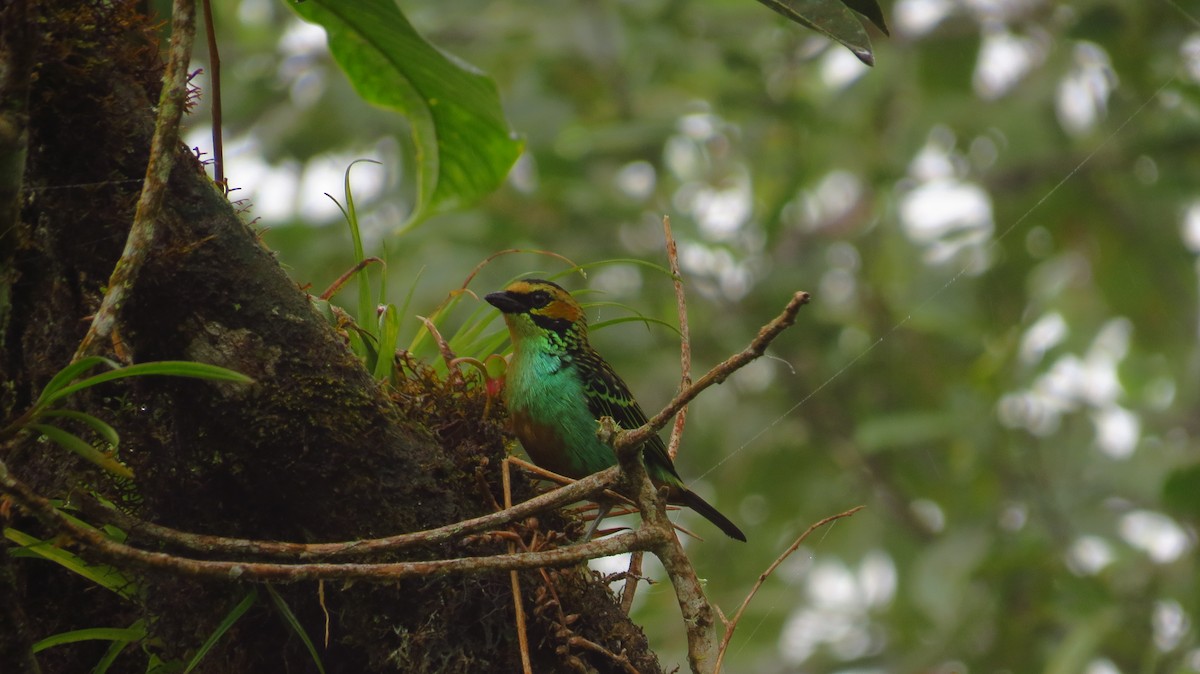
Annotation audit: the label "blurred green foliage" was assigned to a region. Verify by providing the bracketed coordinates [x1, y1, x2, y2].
[181, 0, 1200, 671]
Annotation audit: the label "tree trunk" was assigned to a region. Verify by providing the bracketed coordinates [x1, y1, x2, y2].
[0, 2, 662, 672]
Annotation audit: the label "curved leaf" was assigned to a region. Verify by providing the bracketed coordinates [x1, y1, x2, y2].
[35, 356, 120, 406]
[266, 586, 327, 674]
[841, 0, 888, 36]
[41, 410, 120, 447]
[184, 589, 259, 674]
[755, 0, 875, 66]
[30, 424, 134, 479]
[46, 361, 252, 405]
[290, 0, 523, 229]
[32, 624, 147, 653]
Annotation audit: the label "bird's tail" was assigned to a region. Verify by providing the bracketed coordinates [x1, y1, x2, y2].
[678, 488, 747, 542]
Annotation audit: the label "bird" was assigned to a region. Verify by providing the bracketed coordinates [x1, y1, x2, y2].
[485, 278, 746, 542]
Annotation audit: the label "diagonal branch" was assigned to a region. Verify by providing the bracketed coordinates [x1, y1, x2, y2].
[712, 505, 865, 674]
[617, 290, 811, 453]
[73, 0, 197, 361]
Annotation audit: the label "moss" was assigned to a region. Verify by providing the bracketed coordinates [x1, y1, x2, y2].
[3, 1, 665, 671]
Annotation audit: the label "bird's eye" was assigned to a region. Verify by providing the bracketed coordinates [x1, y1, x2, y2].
[528, 290, 551, 308]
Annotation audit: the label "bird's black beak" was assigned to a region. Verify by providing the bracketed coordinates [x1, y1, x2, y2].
[485, 291, 524, 314]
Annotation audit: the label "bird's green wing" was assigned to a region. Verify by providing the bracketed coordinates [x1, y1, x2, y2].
[577, 350, 684, 483]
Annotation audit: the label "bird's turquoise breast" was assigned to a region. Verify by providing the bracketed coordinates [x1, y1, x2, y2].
[505, 345, 617, 478]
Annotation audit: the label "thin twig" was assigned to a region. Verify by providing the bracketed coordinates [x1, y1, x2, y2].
[504, 459, 534, 674]
[662, 215, 691, 461]
[566, 635, 641, 674]
[507, 455, 632, 508]
[417, 316, 461, 384]
[618, 550, 643, 614]
[85, 466, 622, 559]
[319, 257, 383, 300]
[617, 291, 811, 454]
[72, 0, 197, 361]
[712, 505, 865, 674]
[200, 0, 224, 190]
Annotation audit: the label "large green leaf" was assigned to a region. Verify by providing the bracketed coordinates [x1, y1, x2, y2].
[755, 0, 876, 65]
[289, 0, 523, 229]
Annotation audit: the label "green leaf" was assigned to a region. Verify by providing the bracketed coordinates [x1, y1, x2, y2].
[755, 0, 876, 66]
[343, 160, 379, 339]
[4, 527, 137, 598]
[183, 589, 258, 674]
[841, 0, 888, 35]
[32, 624, 147, 653]
[47, 361, 252, 405]
[591, 315, 682, 337]
[373, 304, 401, 380]
[41, 409, 121, 447]
[36, 356, 121, 406]
[265, 585, 327, 674]
[30, 424, 134, 479]
[290, 0, 523, 229]
[92, 620, 146, 674]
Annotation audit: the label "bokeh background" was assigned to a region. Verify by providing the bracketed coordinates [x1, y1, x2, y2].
[178, 1, 1200, 671]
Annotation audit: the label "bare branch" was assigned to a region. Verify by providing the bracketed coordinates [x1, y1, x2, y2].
[600, 416, 717, 674]
[85, 466, 622, 560]
[617, 290, 811, 453]
[663, 214, 691, 461]
[0, 457, 664, 582]
[619, 550, 644, 614]
[73, 0, 197, 361]
[712, 505, 865, 674]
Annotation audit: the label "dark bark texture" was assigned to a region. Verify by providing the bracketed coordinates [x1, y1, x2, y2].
[0, 2, 662, 672]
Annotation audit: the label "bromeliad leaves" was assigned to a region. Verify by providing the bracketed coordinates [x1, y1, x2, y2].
[756, 0, 888, 66]
[1, 357, 252, 479]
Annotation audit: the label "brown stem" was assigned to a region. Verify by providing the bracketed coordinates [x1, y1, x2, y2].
[712, 505, 865, 674]
[1, 457, 664, 582]
[72, 0, 197, 361]
[617, 290, 811, 454]
[200, 0, 223, 189]
[84, 465, 621, 559]
[662, 214, 691, 461]
[601, 416, 716, 674]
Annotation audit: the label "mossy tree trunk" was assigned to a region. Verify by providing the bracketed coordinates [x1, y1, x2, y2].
[0, 2, 661, 672]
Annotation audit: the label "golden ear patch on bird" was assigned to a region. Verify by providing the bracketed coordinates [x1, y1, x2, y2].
[534, 297, 582, 323]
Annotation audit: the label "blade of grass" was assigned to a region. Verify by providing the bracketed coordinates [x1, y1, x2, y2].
[47, 361, 251, 404]
[4, 527, 136, 598]
[91, 620, 145, 674]
[345, 161, 381, 340]
[41, 410, 121, 446]
[372, 304, 400, 380]
[35, 356, 121, 406]
[265, 585, 327, 674]
[183, 589, 258, 674]
[591, 315, 681, 336]
[30, 424, 134, 479]
[33, 624, 147, 653]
